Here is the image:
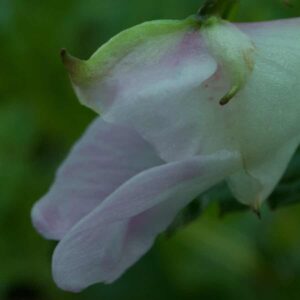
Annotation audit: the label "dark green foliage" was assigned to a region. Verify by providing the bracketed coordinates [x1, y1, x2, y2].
[1, 1, 300, 299]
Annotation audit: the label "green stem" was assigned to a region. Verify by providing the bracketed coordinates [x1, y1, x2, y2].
[197, 0, 239, 21]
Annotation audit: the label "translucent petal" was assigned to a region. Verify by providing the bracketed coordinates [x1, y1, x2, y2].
[31, 118, 162, 240]
[62, 19, 218, 161]
[52, 150, 240, 292]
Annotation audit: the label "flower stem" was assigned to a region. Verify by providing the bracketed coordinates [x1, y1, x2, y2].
[197, 0, 239, 21]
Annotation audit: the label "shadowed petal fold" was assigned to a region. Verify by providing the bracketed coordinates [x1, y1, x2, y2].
[227, 137, 300, 207]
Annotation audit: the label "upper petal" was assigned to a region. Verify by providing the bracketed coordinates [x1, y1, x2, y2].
[62, 18, 218, 161]
[63, 18, 215, 113]
[31, 118, 162, 240]
[52, 150, 240, 292]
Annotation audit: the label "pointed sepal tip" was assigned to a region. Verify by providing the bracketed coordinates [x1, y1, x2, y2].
[60, 48, 80, 70]
[60, 48, 88, 84]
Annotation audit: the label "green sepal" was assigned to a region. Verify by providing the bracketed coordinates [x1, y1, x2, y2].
[61, 18, 197, 86]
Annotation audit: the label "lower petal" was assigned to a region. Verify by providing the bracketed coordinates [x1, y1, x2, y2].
[52, 150, 240, 292]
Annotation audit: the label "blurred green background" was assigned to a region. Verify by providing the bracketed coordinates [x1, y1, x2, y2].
[1, 0, 300, 299]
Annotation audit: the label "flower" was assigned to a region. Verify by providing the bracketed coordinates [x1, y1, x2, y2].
[31, 15, 300, 292]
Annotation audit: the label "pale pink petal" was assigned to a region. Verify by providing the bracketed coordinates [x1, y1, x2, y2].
[31, 118, 162, 240]
[52, 150, 240, 292]
[101, 31, 218, 161]
[63, 20, 218, 162]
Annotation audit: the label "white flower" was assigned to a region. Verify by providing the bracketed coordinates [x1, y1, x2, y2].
[32, 16, 300, 292]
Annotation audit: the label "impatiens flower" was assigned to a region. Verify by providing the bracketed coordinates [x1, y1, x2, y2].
[32, 12, 300, 292]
